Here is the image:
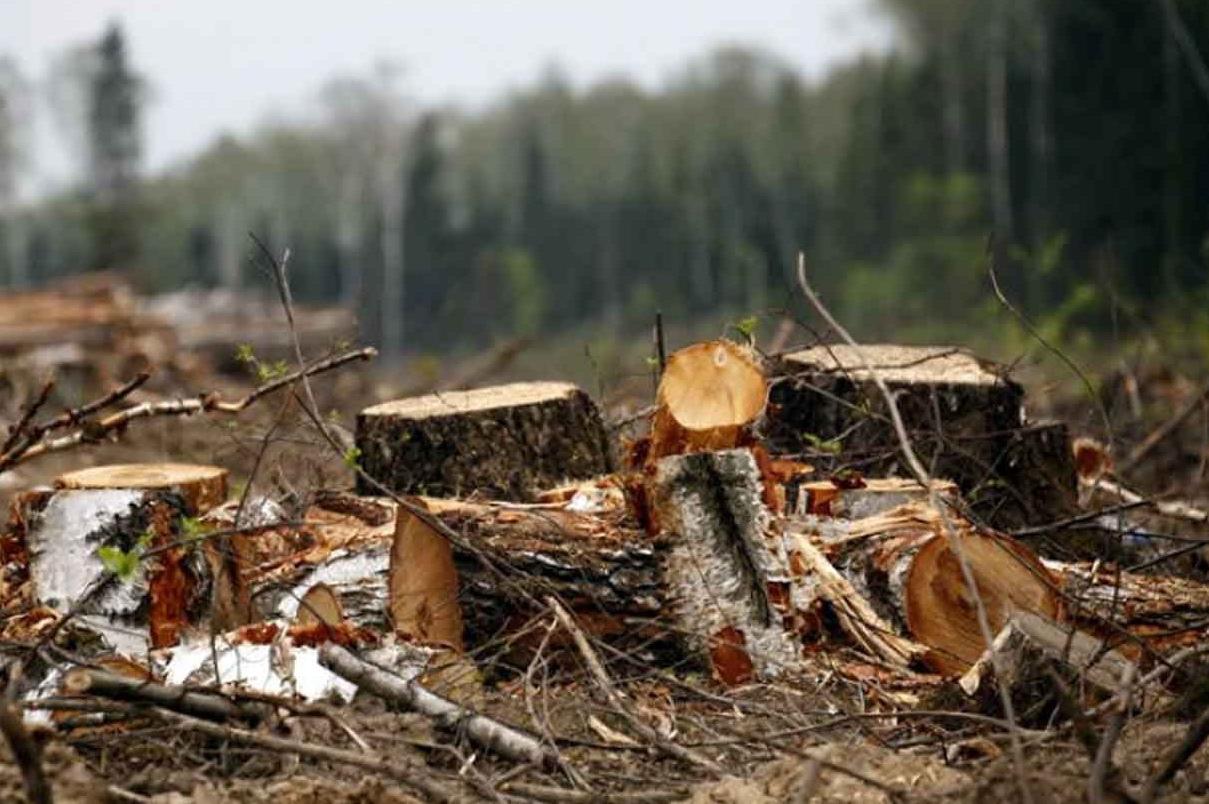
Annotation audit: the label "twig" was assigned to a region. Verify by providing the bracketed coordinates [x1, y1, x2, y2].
[1, 378, 54, 454]
[1138, 704, 1209, 802]
[796, 252, 1034, 804]
[1012, 502, 1148, 538]
[319, 642, 556, 768]
[654, 311, 667, 374]
[503, 782, 688, 803]
[1088, 662, 1137, 804]
[546, 596, 723, 775]
[0, 350, 373, 472]
[151, 708, 459, 802]
[0, 701, 52, 804]
[1119, 378, 1209, 475]
[63, 668, 268, 724]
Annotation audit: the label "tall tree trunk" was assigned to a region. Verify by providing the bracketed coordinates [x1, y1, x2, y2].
[1161, 0, 1182, 294]
[1027, 0, 1052, 309]
[939, 33, 966, 182]
[379, 154, 406, 357]
[336, 171, 363, 311]
[987, 0, 1014, 258]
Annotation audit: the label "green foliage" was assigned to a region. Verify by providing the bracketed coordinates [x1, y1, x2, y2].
[8, 5, 1209, 357]
[731, 315, 759, 342]
[97, 528, 154, 583]
[802, 432, 842, 455]
[342, 445, 362, 470]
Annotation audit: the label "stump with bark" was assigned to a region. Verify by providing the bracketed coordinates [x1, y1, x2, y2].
[356, 381, 613, 500]
[14, 463, 235, 654]
[649, 449, 799, 683]
[767, 344, 1076, 527]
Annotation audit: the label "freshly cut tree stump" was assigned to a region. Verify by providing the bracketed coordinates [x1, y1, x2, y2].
[356, 381, 613, 500]
[649, 449, 799, 683]
[805, 502, 1062, 675]
[55, 463, 228, 514]
[648, 340, 766, 463]
[24, 489, 213, 654]
[55, 462, 248, 635]
[767, 345, 1074, 527]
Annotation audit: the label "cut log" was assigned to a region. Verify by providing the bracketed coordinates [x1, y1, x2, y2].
[389, 500, 464, 651]
[1050, 561, 1209, 656]
[958, 612, 1152, 725]
[767, 344, 1075, 527]
[787, 477, 955, 519]
[805, 502, 1062, 675]
[356, 381, 613, 500]
[55, 463, 228, 515]
[648, 340, 766, 463]
[24, 489, 212, 654]
[648, 449, 799, 682]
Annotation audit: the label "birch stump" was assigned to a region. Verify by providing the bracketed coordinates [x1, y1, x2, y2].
[17, 463, 237, 654]
[649, 449, 799, 683]
[356, 381, 613, 500]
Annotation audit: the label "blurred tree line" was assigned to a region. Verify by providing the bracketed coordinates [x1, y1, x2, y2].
[0, 1, 1207, 358]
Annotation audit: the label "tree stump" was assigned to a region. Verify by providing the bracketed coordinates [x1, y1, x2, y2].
[647, 340, 767, 463]
[649, 449, 799, 683]
[55, 463, 228, 515]
[24, 463, 239, 653]
[767, 344, 1075, 527]
[356, 381, 613, 500]
[24, 489, 210, 654]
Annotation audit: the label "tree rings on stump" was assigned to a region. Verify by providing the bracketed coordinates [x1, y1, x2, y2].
[55, 463, 229, 515]
[648, 340, 767, 462]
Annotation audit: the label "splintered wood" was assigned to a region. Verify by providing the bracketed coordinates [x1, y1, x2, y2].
[356, 381, 613, 500]
[649, 449, 798, 683]
[804, 502, 1061, 674]
[389, 501, 464, 651]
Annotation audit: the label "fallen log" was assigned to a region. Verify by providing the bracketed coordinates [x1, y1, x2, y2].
[62, 667, 268, 723]
[801, 502, 1062, 674]
[319, 642, 555, 768]
[1051, 560, 1209, 655]
[958, 611, 1146, 724]
[647, 340, 766, 463]
[356, 381, 614, 500]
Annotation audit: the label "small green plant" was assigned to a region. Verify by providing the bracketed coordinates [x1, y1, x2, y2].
[234, 344, 289, 383]
[179, 516, 210, 548]
[732, 315, 759, 342]
[802, 432, 842, 455]
[98, 528, 155, 583]
[343, 445, 362, 470]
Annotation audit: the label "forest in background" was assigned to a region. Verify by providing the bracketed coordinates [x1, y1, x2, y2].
[0, 0, 1207, 365]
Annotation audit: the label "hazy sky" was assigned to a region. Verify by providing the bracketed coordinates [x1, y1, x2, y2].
[0, 0, 892, 193]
